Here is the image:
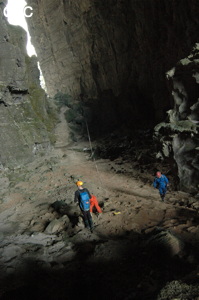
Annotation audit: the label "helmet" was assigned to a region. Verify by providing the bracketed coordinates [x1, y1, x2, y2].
[76, 180, 83, 186]
[156, 171, 161, 177]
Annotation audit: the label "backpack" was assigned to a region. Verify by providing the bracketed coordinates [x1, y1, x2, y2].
[79, 191, 90, 211]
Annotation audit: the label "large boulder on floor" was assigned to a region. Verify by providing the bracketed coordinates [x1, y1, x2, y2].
[44, 215, 70, 234]
[146, 229, 184, 258]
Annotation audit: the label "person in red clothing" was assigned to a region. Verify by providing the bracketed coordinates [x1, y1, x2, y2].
[90, 194, 102, 214]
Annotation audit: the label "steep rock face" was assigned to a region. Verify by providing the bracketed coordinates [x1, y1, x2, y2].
[0, 4, 56, 167]
[25, 0, 199, 191]
[26, 0, 199, 131]
[154, 44, 199, 193]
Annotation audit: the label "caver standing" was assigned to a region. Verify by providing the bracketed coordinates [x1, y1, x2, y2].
[153, 171, 169, 202]
[74, 181, 94, 232]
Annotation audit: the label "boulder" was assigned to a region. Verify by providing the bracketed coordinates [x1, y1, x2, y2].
[44, 215, 70, 234]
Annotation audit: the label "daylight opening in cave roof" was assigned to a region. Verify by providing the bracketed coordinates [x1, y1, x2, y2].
[5, 0, 47, 91]
[6, 0, 36, 57]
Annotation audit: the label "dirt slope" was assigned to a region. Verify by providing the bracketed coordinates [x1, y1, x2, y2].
[0, 142, 199, 300]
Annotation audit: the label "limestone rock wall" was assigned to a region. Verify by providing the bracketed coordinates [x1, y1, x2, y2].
[26, 0, 199, 129]
[0, 5, 56, 167]
[171, 48, 199, 192]
[25, 0, 199, 191]
[154, 44, 199, 193]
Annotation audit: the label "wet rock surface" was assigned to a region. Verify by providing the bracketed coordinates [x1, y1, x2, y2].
[0, 138, 199, 300]
[0, 6, 57, 168]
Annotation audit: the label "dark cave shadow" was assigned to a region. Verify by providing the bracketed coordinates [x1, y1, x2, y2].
[175, 206, 199, 220]
[50, 200, 80, 227]
[0, 229, 197, 300]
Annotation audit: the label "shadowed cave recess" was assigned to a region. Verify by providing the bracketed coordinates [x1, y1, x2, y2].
[0, 0, 199, 300]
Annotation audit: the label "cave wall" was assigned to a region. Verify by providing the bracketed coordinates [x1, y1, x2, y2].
[0, 0, 193, 191]
[0, 3, 56, 167]
[154, 45, 199, 193]
[26, 0, 199, 132]
[25, 0, 199, 191]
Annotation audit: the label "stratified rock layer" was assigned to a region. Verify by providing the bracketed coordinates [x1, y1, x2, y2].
[0, 5, 56, 167]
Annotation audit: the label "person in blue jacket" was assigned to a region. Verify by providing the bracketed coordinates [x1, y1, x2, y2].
[74, 180, 94, 232]
[153, 171, 169, 201]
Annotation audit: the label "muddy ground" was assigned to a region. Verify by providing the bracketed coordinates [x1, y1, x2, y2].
[0, 136, 199, 300]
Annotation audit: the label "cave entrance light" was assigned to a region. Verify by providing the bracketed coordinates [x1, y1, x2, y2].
[6, 0, 47, 91]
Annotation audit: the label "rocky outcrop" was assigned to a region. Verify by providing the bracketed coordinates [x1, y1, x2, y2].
[0, 4, 57, 167]
[154, 44, 199, 193]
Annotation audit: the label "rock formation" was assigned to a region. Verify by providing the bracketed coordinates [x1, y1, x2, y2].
[0, 1, 198, 185]
[25, 0, 199, 191]
[0, 3, 56, 168]
[26, 0, 199, 122]
[0, 1, 199, 298]
[154, 44, 199, 192]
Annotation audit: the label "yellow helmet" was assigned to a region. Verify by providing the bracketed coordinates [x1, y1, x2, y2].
[76, 180, 83, 186]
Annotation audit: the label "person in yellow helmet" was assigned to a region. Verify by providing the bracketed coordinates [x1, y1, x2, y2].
[74, 181, 94, 232]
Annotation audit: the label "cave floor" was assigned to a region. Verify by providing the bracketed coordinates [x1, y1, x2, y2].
[0, 140, 199, 300]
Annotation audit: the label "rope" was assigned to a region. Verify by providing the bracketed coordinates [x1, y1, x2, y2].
[85, 118, 120, 192]
[85, 119, 104, 188]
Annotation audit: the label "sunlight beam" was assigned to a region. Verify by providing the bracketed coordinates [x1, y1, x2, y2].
[6, 0, 36, 57]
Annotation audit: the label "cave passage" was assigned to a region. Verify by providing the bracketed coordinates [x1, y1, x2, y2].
[0, 1, 199, 299]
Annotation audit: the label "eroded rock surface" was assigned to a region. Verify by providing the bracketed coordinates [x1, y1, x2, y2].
[25, 0, 199, 190]
[154, 45, 199, 192]
[0, 5, 57, 168]
[26, 0, 199, 129]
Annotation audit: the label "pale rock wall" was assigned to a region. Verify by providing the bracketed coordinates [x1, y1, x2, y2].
[0, 5, 56, 167]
